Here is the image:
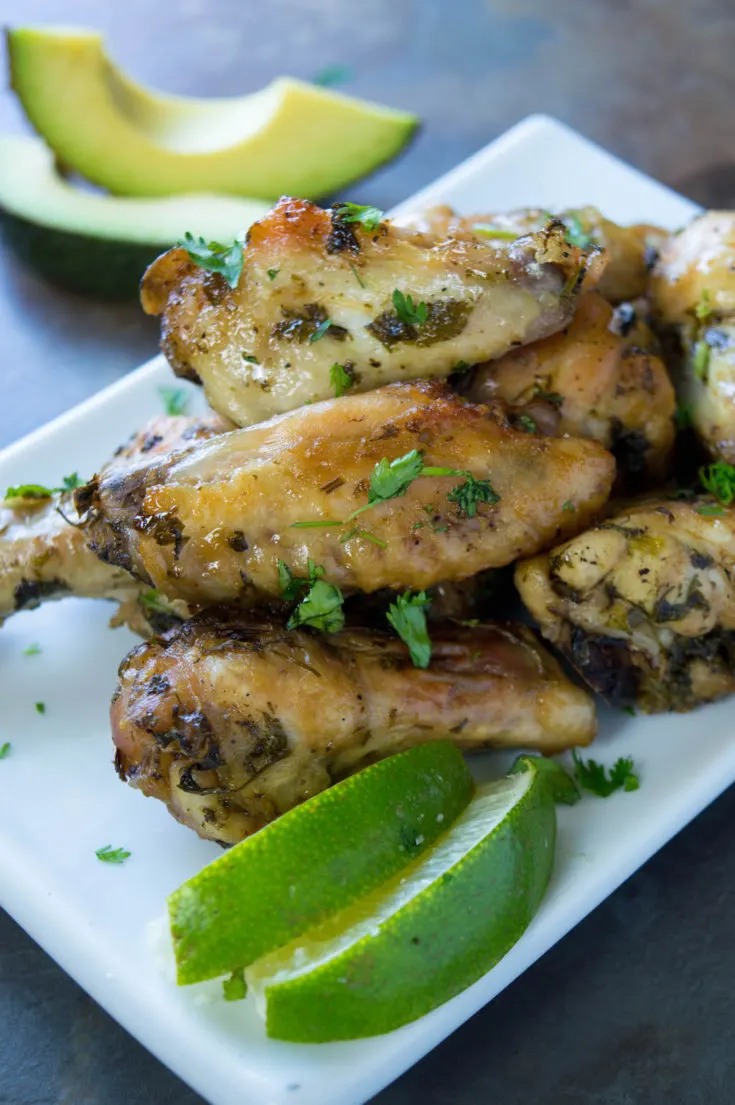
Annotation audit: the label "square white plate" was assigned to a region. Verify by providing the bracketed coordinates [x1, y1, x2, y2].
[0, 115, 713, 1105]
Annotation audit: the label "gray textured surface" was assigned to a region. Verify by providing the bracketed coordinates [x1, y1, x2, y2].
[2, 1, 735, 1102]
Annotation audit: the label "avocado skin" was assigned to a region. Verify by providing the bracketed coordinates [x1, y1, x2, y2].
[0, 211, 167, 300]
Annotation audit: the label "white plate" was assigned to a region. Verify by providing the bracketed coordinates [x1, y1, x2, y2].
[0, 115, 710, 1105]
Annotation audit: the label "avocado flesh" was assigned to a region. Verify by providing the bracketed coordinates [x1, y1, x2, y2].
[7, 27, 419, 198]
[0, 135, 269, 298]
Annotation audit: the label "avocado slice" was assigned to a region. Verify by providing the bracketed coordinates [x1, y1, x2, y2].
[0, 134, 269, 298]
[7, 27, 419, 199]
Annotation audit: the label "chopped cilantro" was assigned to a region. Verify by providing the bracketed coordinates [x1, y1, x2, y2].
[35, 702, 45, 715]
[287, 562, 344, 633]
[23, 643, 41, 656]
[277, 559, 310, 603]
[392, 289, 427, 327]
[0, 742, 10, 760]
[308, 318, 335, 344]
[335, 202, 384, 232]
[698, 462, 735, 505]
[517, 414, 537, 433]
[697, 503, 725, 517]
[533, 386, 563, 405]
[330, 362, 354, 398]
[695, 289, 713, 321]
[5, 472, 84, 500]
[693, 340, 711, 382]
[349, 262, 366, 288]
[222, 968, 247, 1001]
[159, 386, 189, 416]
[242, 354, 258, 364]
[138, 589, 180, 617]
[61, 473, 83, 491]
[312, 64, 353, 87]
[472, 224, 517, 241]
[675, 403, 694, 431]
[95, 845, 131, 864]
[267, 268, 280, 281]
[562, 212, 594, 249]
[562, 500, 576, 512]
[367, 450, 425, 507]
[386, 591, 432, 668]
[572, 751, 640, 797]
[446, 474, 500, 518]
[178, 232, 244, 288]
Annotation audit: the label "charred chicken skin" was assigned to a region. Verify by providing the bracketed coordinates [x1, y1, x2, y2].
[112, 612, 597, 844]
[515, 497, 735, 713]
[398, 205, 664, 304]
[465, 291, 675, 488]
[141, 197, 600, 427]
[650, 211, 735, 463]
[76, 382, 615, 609]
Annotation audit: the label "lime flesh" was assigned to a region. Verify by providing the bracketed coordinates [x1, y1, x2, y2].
[168, 742, 473, 985]
[246, 761, 555, 1041]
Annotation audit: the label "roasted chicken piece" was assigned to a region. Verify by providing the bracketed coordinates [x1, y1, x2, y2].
[77, 382, 615, 609]
[515, 496, 735, 713]
[0, 415, 224, 631]
[465, 292, 675, 487]
[650, 211, 735, 463]
[141, 197, 600, 427]
[398, 205, 665, 304]
[112, 612, 597, 844]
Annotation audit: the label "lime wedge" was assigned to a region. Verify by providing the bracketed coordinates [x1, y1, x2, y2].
[246, 760, 555, 1041]
[168, 742, 473, 984]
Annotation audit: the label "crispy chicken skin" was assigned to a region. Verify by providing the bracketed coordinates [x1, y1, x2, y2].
[398, 205, 665, 304]
[141, 197, 599, 427]
[0, 415, 224, 630]
[515, 497, 735, 713]
[76, 382, 615, 609]
[466, 292, 675, 487]
[650, 212, 735, 462]
[111, 613, 597, 844]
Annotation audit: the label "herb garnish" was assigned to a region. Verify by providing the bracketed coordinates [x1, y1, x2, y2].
[562, 500, 576, 512]
[138, 589, 180, 617]
[695, 289, 713, 321]
[267, 268, 280, 281]
[23, 643, 41, 656]
[330, 363, 354, 398]
[0, 742, 10, 759]
[392, 289, 427, 327]
[517, 414, 537, 433]
[446, 474, 500, 518]
[286, 561, 345, 633]
[472, 224, 517, 241]
[277, 560, 310, 603]
[386, 591, 432, 668]
[159, 386, 189, 416]
[96, 845, 131, 864]
[222, 968, 247, 1001]
[178, 232, 244, 288]
[698, 462, 735, 505]
[697, 503, 725, 517]
[675, 403, 694, 431]
[562, 212, 594, 249]
[35, 702, 45, 715]
[309, 318, 335, 344]
[693, 340, 710, 382]
[5, 473, 83, 500]
[572, 751, 640, 797]
[349, 262, 366, 288]
[335, 202, 384, 233]
[533, 386, 563, 405]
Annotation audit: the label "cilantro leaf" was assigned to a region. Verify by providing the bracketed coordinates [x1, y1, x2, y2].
[533, 386, 563, 405]
[335, 202, 385, 233]
[287, 565, 345, 633]
[95, 845, 131, 864]
[695, 289, 713, 321]
[23, 643, 41, 656]
[693, 340, 711, 381]
[517, 413, 537, 433]
[572, 751, 640, 797]
[392, 289, 427, 327]
[447, 474, 500, 518]
[367, 450, 425, 506]
[178, 232, 244, 288]
[472, 224, 517, 241]
[699, 462, 735, 505]
[309, 318, 334, 344]
[277, 559, 310, 603]
[330, 362, 354, 398]
[267, 268, 280, 281]
[697, 503, 725, 516]
[562, 500, 576, 512]
[312, 64, 353, 87]
[158, 386, 190, 416]
[386, 591, 432, 668]
[35, 702, 45, 715]
[222, 968, 247, 1001]
[4, 483, 55, 500]
[0, 742, 10, 760]
[61, 473, 83, 491]
[562, 212, 594, 249]
[138, 589, 180, 617]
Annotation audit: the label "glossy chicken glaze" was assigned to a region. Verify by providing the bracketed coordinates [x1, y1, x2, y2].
[141, 197, 597, 427]
[112, 613, 597, 844]
[467, 292, 675, 487]
[77, 382, 616, 608]
[516, 497, 735, 712]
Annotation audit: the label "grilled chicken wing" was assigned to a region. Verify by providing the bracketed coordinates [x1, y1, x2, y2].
[515, 496, 735, 712]
[650, 212, 735, 462]
[398, 205, 665, 304]
[0, 415, 224, 631]
[112, 612, 597, 844]
[77, 382, 615, 609]
[465, 292, 675, 487]
[141, 197, 600, 427]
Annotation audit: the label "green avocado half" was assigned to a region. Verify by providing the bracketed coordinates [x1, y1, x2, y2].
[7, 26, 419, 199]
[0, 134, 270, 298]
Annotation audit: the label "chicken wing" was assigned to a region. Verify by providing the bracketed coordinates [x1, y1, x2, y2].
[141, 197, 599, 427]
[76, 381, 615, 609]
[650, 211, 735, 463]
[398, 205, 665, 304]
[0, 414, 224, 631]
[465, 291, 675, 487]
[112, 612, 597, 844]
[515, 496, 735, 712]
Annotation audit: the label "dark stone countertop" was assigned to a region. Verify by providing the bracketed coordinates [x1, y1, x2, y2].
[2, 1, 735, 1102]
